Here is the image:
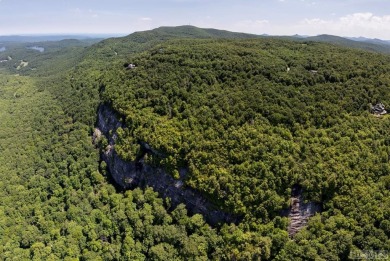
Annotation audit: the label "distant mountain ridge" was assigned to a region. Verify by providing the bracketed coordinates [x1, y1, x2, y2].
[126, 26, 390, 53]
[0, 34, 119, 43]
[3, 26, 390, 54]
[286, 34, 390, 54]
[125, 25, 262, 43]
[347, 36, 390, 45]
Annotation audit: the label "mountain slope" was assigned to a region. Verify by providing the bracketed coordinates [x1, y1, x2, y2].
[0, 36, 234, 260]
[347, 36, 390, 46]
[95, 31, 390, 259]
[129, 25, 261, 40]
[304, 34, 390, 53]
[2, 26, 390, 260]
[80, 25, 262, 64]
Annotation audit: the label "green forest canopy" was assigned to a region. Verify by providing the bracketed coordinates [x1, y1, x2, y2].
[100, 37, 390, 258]
[0, 26, 389, 260]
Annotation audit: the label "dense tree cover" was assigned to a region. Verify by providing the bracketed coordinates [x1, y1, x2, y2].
[1, 73, 260, 260]
[100, 38, 390, 256]
[0, 34, 281, 260]
[0, 39, 96, 76]
[27, 27, 264, 129]
[1, 26, 390, 260]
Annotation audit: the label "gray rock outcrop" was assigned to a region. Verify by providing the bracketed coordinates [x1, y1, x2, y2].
[370, 102, 387, 115]
[286, 185, 322, 237]
[96, 103, 240, 225]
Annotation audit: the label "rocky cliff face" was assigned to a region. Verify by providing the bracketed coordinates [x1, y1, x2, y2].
[287, 185, 322, 237]
[96, 104, 240, 225]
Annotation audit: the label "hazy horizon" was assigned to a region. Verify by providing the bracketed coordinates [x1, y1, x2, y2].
[1, 0, 390, 40]
[0, 28, 389, 42]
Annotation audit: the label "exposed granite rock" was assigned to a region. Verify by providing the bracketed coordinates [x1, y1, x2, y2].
[284, 185, 322, 237]
[96, 103, 240, 225]
[92, 128, 102, 145]
[370, 102, 387, 115]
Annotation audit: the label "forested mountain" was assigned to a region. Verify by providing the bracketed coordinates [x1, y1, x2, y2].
[347, 37, 390, 47]
[0, 26, 389, 260]
[0, 35, 108, 43]
[302, 34, 390, 54]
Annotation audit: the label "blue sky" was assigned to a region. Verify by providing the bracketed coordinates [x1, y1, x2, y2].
[1, 0, 390, 39]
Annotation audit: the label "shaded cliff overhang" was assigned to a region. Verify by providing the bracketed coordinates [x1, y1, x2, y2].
[95, 103, 241, 226]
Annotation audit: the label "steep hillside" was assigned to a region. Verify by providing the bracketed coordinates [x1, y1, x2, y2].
[0, 27, 295, 260]
[85, 25, 260, 59]
[1, 26, 390, 260]
[126, 25, 261, 41]
[0, 72, 233, 260]
[96, 34, 390, 259]
[0, 39, 239, 260]
[41, 26, 264, 125]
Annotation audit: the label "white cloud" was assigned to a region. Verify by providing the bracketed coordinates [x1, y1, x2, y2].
[301, 13, 390, 38]
[340, 13, 390, 29]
